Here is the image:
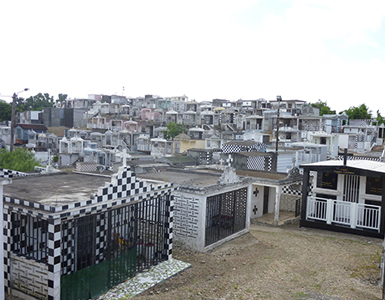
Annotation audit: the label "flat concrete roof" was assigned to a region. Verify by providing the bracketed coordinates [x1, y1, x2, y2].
[186, 166, 291, 181]
[137, 170, 220, 187]
[236, 170, 288, 180]
[3, 172, 111, 205]
[300, 160, 385, 174]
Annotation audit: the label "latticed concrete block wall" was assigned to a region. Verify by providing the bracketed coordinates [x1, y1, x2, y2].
[302, 119, 321, 131]
[76, 162, 97, 172]
[173, 195, 200, 239]
[10, 254, 49, 300]
[280, 194, 300, 212]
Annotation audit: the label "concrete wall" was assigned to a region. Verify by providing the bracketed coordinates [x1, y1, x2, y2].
[250, 184, 264, 218]
[44, 108, 61, 127]
[280, 193, 300, 212]
[277, 152, 294, 173]
[268, 187, 276, 213]
[44, 108, 86, 128]
[60, 153, 79, 166]
[10, 254, 49, 299]
[232, 153, 248, 170]
[179, 140, 205, 154]
[173, 193, 204, 251]
[73, 109, 87, 128]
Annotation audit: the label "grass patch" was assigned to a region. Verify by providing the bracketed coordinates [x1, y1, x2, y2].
[344, 238, 371, 245]
[292, 291, 309, 299]
[350, 253, 381, 282]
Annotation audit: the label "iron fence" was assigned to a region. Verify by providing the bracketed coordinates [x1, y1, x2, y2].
[205, 187, 247, 246]
[61, 195, 171, 300]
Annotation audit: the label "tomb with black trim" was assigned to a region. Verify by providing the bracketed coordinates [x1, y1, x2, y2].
[2, 167, 176, 300]
[300, 160, 385, 238]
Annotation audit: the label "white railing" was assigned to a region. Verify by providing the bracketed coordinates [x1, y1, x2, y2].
[307, 197, 381, 232]
[357, 203, 381, 231]
[333, 201, 351, 226]
[307, 197, 328, 221]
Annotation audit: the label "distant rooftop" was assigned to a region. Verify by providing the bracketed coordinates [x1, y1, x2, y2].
[17, 124, 48, 130]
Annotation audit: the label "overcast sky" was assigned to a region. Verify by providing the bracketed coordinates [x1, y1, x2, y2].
[1, 0, 384, 114]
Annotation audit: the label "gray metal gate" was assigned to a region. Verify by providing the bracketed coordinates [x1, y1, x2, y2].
[205, 187, 247, 246]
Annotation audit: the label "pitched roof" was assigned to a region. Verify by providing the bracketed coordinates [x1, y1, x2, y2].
[17, 124, 48, 131]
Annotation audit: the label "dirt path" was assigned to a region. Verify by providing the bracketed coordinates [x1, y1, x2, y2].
[136, 221, 383, 300]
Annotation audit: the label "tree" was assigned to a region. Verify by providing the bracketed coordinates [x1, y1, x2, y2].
[0, 148, 42, 171]
[163, 122, 187, 139]
[310, 100, 336, 116]
[56, 93, 68, 108]
[341, 104, 372, 120]
[16, 93, 55, 112]
[376, 110, 385, 126]
[0, 101, 12, 121]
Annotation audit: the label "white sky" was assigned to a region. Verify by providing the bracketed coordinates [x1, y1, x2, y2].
[1, 0, 384, 114]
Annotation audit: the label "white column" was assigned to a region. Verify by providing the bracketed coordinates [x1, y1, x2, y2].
[0, 178, 12, 299]
[326, 199, 334, 224]
[350, 202, 357, 229]
[337, 174, 344, 201]
[274, 185, 281, 226]
[359, 176, 366, 204]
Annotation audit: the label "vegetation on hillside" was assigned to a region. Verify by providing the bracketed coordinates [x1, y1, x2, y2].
[0, 148, 42, 172]
[310, 100, 336, 116]
[163, 122, 187, 140]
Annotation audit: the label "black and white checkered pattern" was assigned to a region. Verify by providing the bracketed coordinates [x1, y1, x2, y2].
[222, 142, 267, 154]
[246, 156, 265, 171]
[3, 166, 177, 300]
[0, 168, 28, 178]
[3, 211, 12, 294]
[282, 184, 302, 196]
[76, 162, 97, 172]
[164, 198, 174, 259]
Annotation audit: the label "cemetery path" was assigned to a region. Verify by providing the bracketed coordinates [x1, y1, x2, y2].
[136, 220, 383, 300]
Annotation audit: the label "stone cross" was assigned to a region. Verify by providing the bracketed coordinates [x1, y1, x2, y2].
[226, 154, 233, 167]
[117, 149, 131, 167]
[219, 158, 224, 166]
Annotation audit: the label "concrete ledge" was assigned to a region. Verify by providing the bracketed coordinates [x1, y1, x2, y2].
[96, 259, 191, 299]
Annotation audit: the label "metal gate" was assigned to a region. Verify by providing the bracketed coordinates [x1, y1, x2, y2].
[205, 187, 247, 246]
[343, 175, 360, 203]
[61, 196, 169, 300]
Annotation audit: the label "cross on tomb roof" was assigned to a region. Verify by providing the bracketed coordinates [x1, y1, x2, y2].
[116, 149, 131, 167]
[226, 154, 233, 167]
